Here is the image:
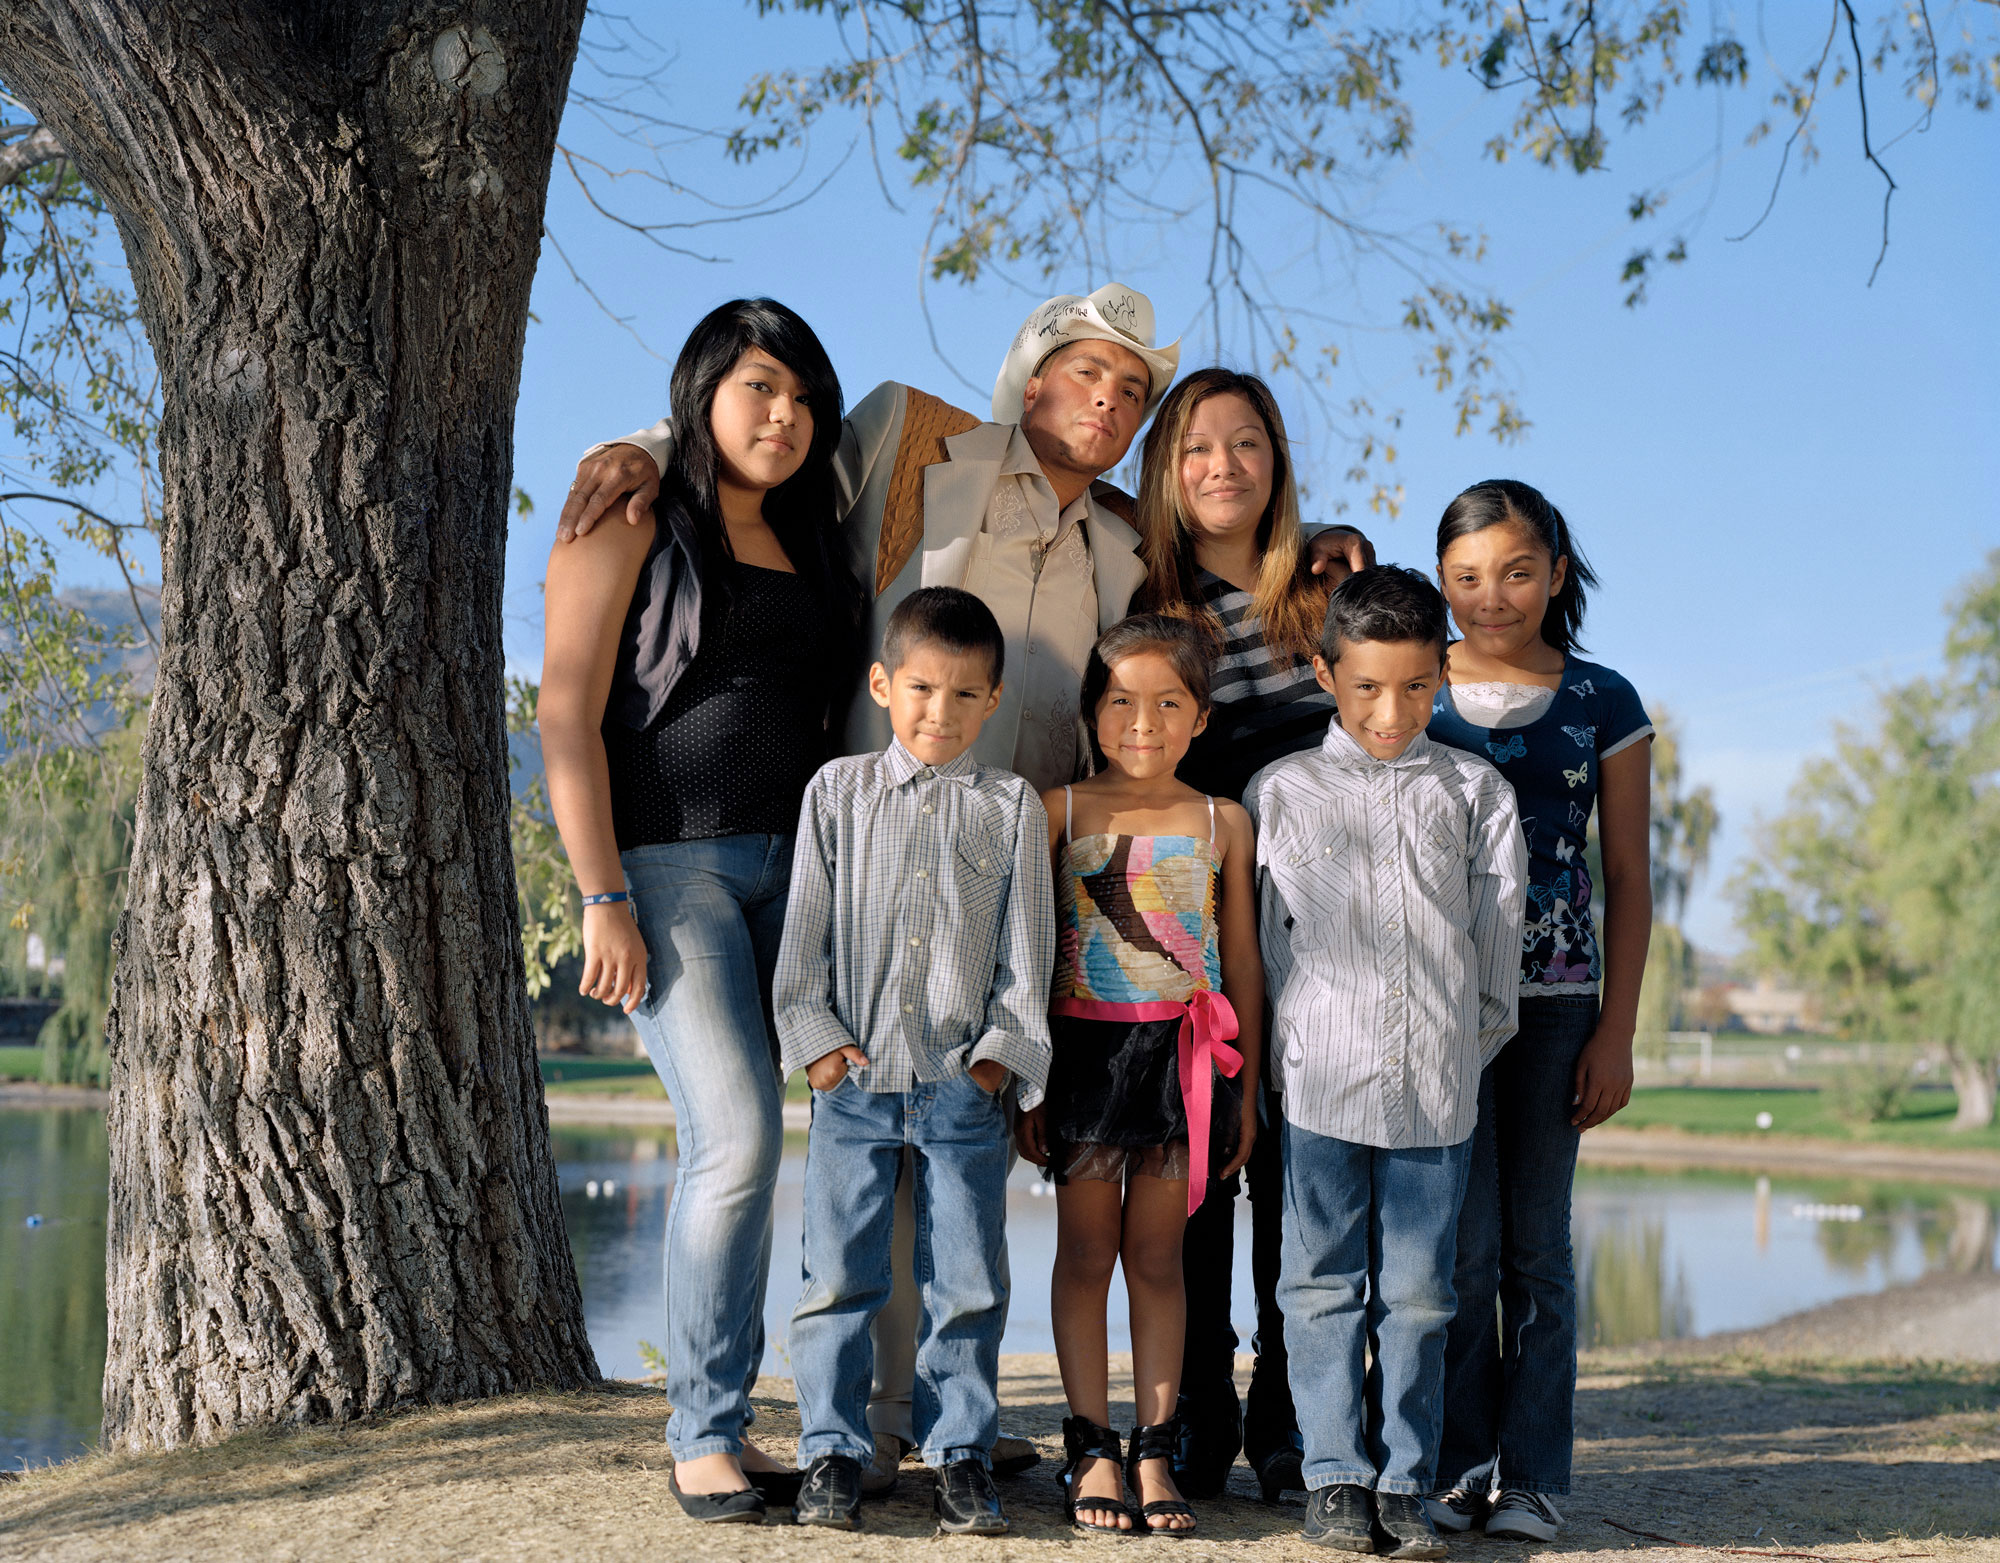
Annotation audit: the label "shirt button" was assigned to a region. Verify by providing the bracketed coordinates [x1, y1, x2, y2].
[909, 936, 923, 948]
[1386, 919, 1401, 931]
[922, 804, 934, 815]
[1389, 986, 1403, 997]
[978, 859, 990, 870]
[915, 869, 928, 879]
[1385, 1055, 1401, 1068]
[1322, 846, 1333, 856]
[903, 1004, 915, 1014]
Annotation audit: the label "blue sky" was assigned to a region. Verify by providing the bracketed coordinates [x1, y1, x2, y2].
[31, 7, 1998, 956]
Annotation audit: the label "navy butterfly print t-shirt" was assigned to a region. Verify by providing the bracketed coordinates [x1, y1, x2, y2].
[1427, 656, 1652, 993]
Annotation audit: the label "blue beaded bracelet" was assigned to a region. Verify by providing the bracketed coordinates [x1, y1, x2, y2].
[581, 891, 630, 907]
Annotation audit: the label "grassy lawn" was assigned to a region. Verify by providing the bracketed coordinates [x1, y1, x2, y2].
[0, 1045, 42, 1080]
[537, 1055, 812, 1103]
[1619, 1084, 2000, 1152]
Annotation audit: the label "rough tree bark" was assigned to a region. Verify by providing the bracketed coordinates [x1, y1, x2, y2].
[0, 3, 598, 1449]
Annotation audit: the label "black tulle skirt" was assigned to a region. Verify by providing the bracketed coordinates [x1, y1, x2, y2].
[1043, 1013, 1242, 1181]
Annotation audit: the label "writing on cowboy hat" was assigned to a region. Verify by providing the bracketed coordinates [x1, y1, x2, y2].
[992, 282, 1180, 424]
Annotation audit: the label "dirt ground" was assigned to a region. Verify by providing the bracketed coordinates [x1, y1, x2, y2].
[4, 1335, 1995, 1563]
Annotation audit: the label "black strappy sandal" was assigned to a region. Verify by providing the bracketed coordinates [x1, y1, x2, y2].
[1126, 1417, 1198, 1536]
[1058, 1415, 1133, 1535]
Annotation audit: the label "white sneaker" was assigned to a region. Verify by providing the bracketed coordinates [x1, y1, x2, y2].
[1423, 1487, 1492, 1533]
[1485, 1490, 1562, 1541]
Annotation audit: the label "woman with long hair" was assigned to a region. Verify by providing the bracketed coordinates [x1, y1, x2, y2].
[538, 298, 863, 1524]
[1131, 367, 1331, 1503]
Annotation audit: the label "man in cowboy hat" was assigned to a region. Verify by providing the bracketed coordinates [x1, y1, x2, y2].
[557, 281, 1371, 1496]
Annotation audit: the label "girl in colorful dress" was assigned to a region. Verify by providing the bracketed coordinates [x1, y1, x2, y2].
[1423, 479, 1654, 1543]
[1016, 614, 1263, 1536]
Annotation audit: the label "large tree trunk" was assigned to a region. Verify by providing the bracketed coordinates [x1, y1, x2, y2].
[0, 3, 598, 1449]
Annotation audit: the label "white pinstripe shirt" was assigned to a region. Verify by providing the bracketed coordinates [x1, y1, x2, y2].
[1246, 722, 1525, 1148]
[774, 740, 1056, 1107]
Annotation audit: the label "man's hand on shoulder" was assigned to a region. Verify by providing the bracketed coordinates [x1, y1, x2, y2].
[1306, 525, 1377, 585]
[557, 442, 661, 542]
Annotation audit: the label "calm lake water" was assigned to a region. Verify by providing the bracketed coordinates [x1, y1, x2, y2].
[6, 1104, 1996, 1470]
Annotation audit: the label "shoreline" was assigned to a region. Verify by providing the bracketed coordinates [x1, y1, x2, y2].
[11, 1082, 2000, 1188]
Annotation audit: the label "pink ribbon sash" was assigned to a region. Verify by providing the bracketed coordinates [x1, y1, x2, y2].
[1051, 989, 1243, 1215]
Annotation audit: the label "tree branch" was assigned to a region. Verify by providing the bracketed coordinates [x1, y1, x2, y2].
[0, 122, 62, 185]
[1839, 0, 1899, 285]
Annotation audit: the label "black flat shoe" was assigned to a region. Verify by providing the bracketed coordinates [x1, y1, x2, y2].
[1127, 1416, 1198, 1537]
[1303, 1484, 1375, 1551]
[934, 1458, 1010, 1535]
[793, 1452, 864, 1530]
[667, 1471, 766, 1525]
[1254, 1443, 1306, 1504]
[1057, 1415, 1133, 1535]
[744, 1466, 803, 1506]
[1170, 1385, 1243, 1499]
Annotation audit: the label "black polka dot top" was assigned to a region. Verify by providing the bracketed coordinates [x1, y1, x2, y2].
[604, 560, 831, 848]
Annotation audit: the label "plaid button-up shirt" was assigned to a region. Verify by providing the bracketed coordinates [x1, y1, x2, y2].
[774, 740, 1056, 1107]
[1247, 722, 1525, 1148]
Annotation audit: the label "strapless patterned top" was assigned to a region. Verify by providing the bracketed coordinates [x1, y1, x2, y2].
[1051, 791, 1221, 1005]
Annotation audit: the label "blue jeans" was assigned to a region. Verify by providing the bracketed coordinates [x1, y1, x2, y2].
[791, 1071, 1011, 1470]
[1279, 1120, 1474, 1495]
[1438, 994, 1599, 1496]
[623, 834, 792, 1463]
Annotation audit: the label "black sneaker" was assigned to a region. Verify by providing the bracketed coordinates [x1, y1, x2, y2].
[1303, 1484, 1376, 1551]
[1375, 1492, 1447, 1559]
[793, 1453, 864, 1530]
[1485, 1490, 1562, 1541]
[933, 1458, 1010, 1535]
[1423, 1487, 1491, 1533]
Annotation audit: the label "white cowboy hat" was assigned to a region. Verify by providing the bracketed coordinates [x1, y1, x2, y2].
[991, 281, 1181, 425]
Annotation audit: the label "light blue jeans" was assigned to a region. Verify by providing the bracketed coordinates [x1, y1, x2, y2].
[791, 1071, 1011, 1470]
[1280, 1119, 1474, 1495]
[623, 834, 791, 1463]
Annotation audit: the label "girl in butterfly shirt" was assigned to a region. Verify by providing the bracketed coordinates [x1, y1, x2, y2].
[1421, 479, 1653, 1544]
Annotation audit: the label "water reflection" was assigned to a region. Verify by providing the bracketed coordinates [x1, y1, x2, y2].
[0, 1107, 108, 1470]
[5, 1106, 1997, 1472]
[1579, 1219, 1693, 1347]
[1571, 1166, 1997, 1349]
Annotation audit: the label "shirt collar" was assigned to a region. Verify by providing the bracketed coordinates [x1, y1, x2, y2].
[999, 423, 1094, 528]
[884, 737, 981, 787]
[1320, 718, 1435, 771]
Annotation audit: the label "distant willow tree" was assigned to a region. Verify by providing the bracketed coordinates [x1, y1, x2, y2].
[1635, 709, 1718, 1057]
[1736, 553, 2000, 1130]
[0, 4, 599, 1449]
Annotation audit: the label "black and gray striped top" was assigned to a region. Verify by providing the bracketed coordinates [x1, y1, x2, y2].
[1179, 569, 1337, 804]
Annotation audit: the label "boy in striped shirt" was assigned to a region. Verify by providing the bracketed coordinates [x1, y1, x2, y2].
[1246, 568, 1524, 1555]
